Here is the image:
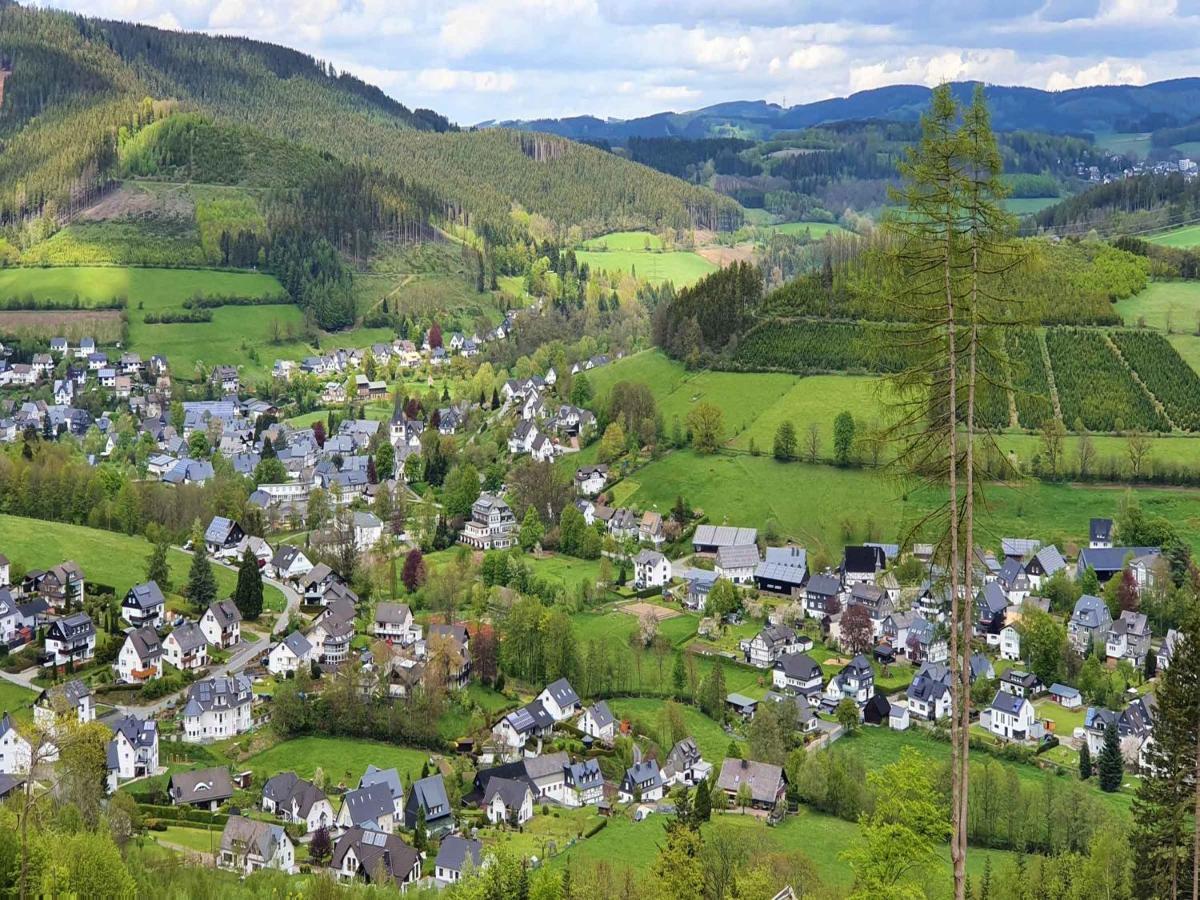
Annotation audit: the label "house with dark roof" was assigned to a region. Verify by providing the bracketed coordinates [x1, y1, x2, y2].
[434, 835, 483, 885]
[181, 675, 253, 743]
[268, 631, 313, 677]
[337, 781, 397, 833]
[536, 678, 581, 722]
[33, 679, 94, 733]
[405, 774, 454, 835]
[492, 701, 554, 752]
[1106, 610, 1151, 666]
[1084, 694, 1157, 766]
[771, 653, 823, 700]
[999, 669, 1041, 699]
[755, 546, 808, 596]
[169, 766, 234, 810]
[262, 771, 334, 834]
[269, 544, 313, 582]
[618, 750, 663, 803]
[359, 765, 406, 820]
[115, 626, 162, 684]
[1024, 545, 1066, 589]
[331, 827, 421, 888]
[121, 581, 165, 630]
[1089, 517, 1114, 549]
[483, 776, 534, 825]
[200, 600, 242, 649]
[716, 758, 787, 811]
[984, 691, 1042, 742]
[716, 543, 761, 584]
[841, 545, 886, 586]
[803, 573, 841, 619]
[563, 758, 604, 807]
[662, 737, 711, 787]
[822, 654, 875, 708]
[0, 713, 31, 775]
[1077, 546, 1161, 584]
[633, 550, 671, 589]
[1068, 595, 1113, 653]
[218, 815, 296, 875]
[204, 516, 245, 556]
[163, 621, 208, 672]
[745, 624, 808, 669]
[974, 582, 1008, 637]
[578, 701, 615, 743]
[906, 663, 952, 722]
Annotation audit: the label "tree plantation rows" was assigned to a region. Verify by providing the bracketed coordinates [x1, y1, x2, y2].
[1045, 328, 1170, 433]
[693, 312, 1200, 435]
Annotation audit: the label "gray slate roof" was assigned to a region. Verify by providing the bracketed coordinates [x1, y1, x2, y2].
[124, 581, 165, 611]
[435, 835, 482, 873]
[169, 766, 234, 805]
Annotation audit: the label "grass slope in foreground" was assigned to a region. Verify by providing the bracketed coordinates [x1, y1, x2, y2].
[240, 736, 431, 784]
[0, 514, 285, 610]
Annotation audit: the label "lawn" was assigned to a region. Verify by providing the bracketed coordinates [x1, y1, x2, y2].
[552, 807, 1026, 896]
[1148, 224, 1200, 249]
[523, 554, 604, 591]
[240, 736, 433, 786]
[622, 450, 1200, 557]
[0, 266, 284, 307]
[847, 726, 1132, 815]
[0, 679, 37, 722]
[152, 824, 222, 855]
[1169, 333, 1200, 376]
[0, 514, 285, 611]
[607, 697, 740, 762]
[481, 805, 601, 862]
[1003, 197, 1060, 215]
[1114, 281, 1200, 330]
[1093, 132, 1151, 159]
[766, 221, 852, 238]
[1033, 698, 1087, 737]
[574, 248, 717, 287]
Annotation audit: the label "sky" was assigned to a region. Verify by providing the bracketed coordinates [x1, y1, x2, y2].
[40, 0, 1200, 125]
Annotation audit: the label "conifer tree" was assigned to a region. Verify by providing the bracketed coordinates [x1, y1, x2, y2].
[145, 540, 171, 593]
[1097, 720, 1124, 792]
[1079, 741, 1092, 780]
[233, 546, 264, 621]
[185, 523, 217, 613]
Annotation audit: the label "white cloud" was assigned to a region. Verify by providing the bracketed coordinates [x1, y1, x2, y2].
[786, 44, 845, 71]
[1045, 60, 1147, 90]
[416, 68, 517, 93]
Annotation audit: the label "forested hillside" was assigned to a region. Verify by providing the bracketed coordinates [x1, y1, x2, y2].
[0, 1, 738, 238]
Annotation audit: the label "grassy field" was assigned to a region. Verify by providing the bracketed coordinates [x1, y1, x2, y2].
[1003, 197, 1060, 215]
[607, 697, 741, 762]
[848, 725, 1132, 815]
[765, 221, 852, 238]
[152, 824, 222, 855]
[1114, 281, 1200, 330]
[0, 679, 37, 723]
[483, 805, 601, 861]
[1147, 225, 1200, 249]
[240, 736, 432, 786]
[582, 231, 664, 251]
[0, 514, 285, 611]
[622, 450, 1200, 556]
[553, 806, 1025, 895]
[0, 266, 284, 307]
[575, 232, 717, 288]
[1093, 132, 1151, 159]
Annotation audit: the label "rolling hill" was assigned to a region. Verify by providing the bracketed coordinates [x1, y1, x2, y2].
[490, 78, 1200, 142]
[0, 1, 739, 236]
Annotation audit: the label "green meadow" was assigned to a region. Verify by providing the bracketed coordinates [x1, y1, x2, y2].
[1002, 197, 1060, 215]
[766, 220, 852, 238]
[1147, 224, 1200, 249]
[1114, 281, 1200, 330]
[576, 231, 717, 287]
[0, 266, 283, 306]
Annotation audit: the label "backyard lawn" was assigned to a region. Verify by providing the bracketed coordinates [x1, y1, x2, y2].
[481, 805, 601, 862]
[0, 514, 286, 611]
[0, 679, 37, 722]
[240, 736, 433, 787]
[607, 697, 741, 762]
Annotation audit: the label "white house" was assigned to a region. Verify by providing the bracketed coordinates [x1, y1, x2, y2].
[268, 631, 313, 676]
[105, 714, 159, 789]
[43, 613, 96, 668]
[181, 675, 253, 743]
[715, 544, 760, 585]
[163, 622, 209, 672]
[121, 581, 165, 630]
[218, 816, 297, 876]
[115, 627, 163, 683]
[999, 624, 1022, 662]
[746, 624, 806, 669]
[563, 759, 604, 807]
[618, 753, 664, 803]
[633, 550, 671, 589]
[577, 701, 615, 743]
[331, 827, 420, 888]
[536, 678, 581, 722]
[269, 545, 313, 582]
[373, 602, 422, 646]
[353, 512, 384, 552]
[33, 679, 94, 734]
[984, 690, 1043, 742]
[262, 772, 335, 834]
[483, 776, 534, 825]
[434, 836, 483, 885]
[336, 782, 396, 833]
[0, 714, 31, 775]
[200, 600, 242, 649]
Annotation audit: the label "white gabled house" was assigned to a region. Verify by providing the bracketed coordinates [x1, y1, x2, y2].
[999, 624, 1022, 662]
[163, 622, 209, 672]
[0, 713, 31, 775]
[200, 600, 242, 648]
[983, 690, 1043, 743]
[181, 675, 253, 743]
[268, 631, 313, 677]
[536, 678, 581, 723]
[633, 550, 671, 589]
[115, 627, 163, 684]
[577, 701, 615, 743]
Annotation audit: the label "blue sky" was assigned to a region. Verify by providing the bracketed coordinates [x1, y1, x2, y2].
[42, 0, 1200, 124]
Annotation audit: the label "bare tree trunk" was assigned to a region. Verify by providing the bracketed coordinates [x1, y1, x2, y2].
[945, 217, 966, 900]
[961, 258, 978, 896]
[1192, 727, 1199, 900]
